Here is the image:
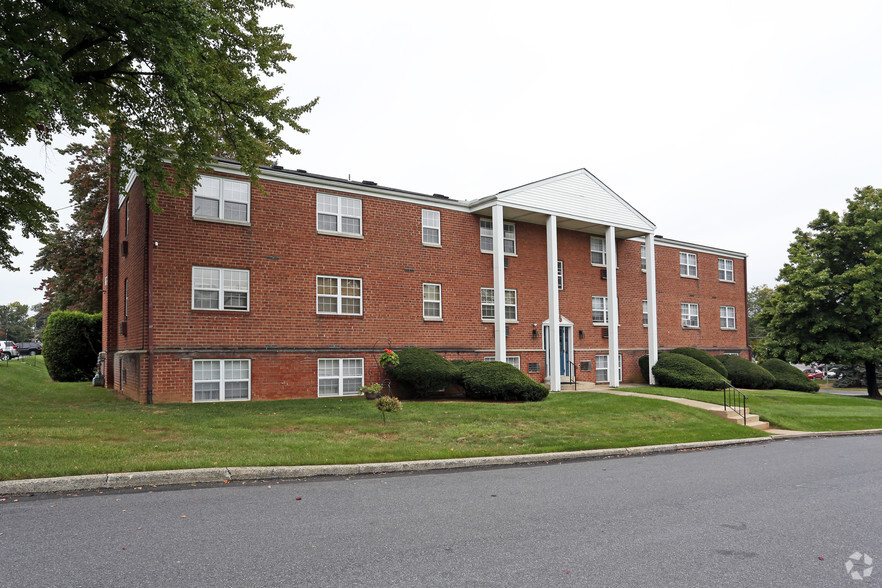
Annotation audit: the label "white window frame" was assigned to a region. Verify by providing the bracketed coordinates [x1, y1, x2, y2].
[484, 356, 521, 369]
[192, 175, 251, 223]
[596, 354, 623, 383]
[680, 252, 698, 278]
[681, 302, 700, 328]
[124, 278, 128, 319]
[557, 260, 564, 290]
[193, 359, 251, 402]
[316, 193, 363, 237]
[481, 287, 517, 321]
[642, 300, 648, 328]
[192, 267, 250, 311]
[640, 244, 647, 271]
[317, 358, 364, 397]
[316, 275, 363, 316]
[592, 296, 609, 325]
[718, 258, 734, 282]
[590, 236, 607, 266]
[479, 218, 516, 254]
[423, 283, 442, 320]
[721, 306, 736, 330]
[422, 209, 441, 246]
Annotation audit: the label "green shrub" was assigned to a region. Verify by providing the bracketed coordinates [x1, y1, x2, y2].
[386, 348, 461, 397]
[460, 361, 549, 402]
[42, 311, 102, 382]
[651, 353, 728, 390]
[717, 355, 775, 389]
[638, 354, 650, 383]
[670, 347, 728, 378]
[760, 358, 820, 392]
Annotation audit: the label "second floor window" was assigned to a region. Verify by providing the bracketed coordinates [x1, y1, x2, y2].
[423, 283, 442, 319]
[193, 176, 250, 223]
[681, 302, 699, 328]
[592, 296, 608, 325]
[481, 288, 517, 321]
[317, 194, 362, 236]
[316, 276, 362, 315]
[590, 236, 606, 266]
[680, 252, 698, 278]
[480, 218, 516, 254]
[721, 306, 736, 329]
[192, 267, 249, 311]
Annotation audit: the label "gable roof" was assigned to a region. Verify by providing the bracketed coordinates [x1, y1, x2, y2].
[468, 169, 655, 239]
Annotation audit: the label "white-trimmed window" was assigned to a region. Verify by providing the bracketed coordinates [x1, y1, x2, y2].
[316, 276, 362, 315]
[681, 302, 700, 328]
[480, 218, 516, 254]
[596, 354, 623, 383]
[640, 244, 646, 271]
[590, 236, 607, 266]
[558, 260, 564, 290]
[192, 267, 250, 311]
[317, 194, 362, 236]
[718, 258, 734, 282]
[680, 252, 698, 278]
[484, 356, 521, 369]
[422, 209, 441, 245]
[193, 176, 250, 223]
[317, 358, 363, 397]
[193, 359, 251, 402]
[481, 288, 517, 321]
[642, 300, 648, 327]
[592, 296, 609, 325]
[423, 283, 442, 320]
[720, 306, 736, 330]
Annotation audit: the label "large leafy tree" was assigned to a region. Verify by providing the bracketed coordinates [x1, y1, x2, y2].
[747, 284, 774, 359]
[0, 0, 316, 270]
[32, 133, 109, 314]
[760, 186, 882, 399]
[0, 301, 34, 341]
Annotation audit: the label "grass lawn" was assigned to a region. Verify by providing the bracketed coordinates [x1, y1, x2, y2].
[0, 358, 766, 481]
[631, 386, 882, 431]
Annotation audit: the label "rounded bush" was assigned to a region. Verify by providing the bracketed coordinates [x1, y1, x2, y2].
[638, 354, 650, 383]
[42, 311, 102, 382]
[760, 358, 820, 392]
[460, 361, 549, 402]
[386, 348, 461, 397]
[651, 353, 728, 390]
[717, 355, 775, 389]
[669, 347, 728, 378]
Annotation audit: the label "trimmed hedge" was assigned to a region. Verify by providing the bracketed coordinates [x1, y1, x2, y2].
[638, 354, 650, 383]
[386, 348, 461, 397]
[717, 355, 775, 389]
[42, 311, 102, 382]
[760, 358, 820, 392]
[460, 361, 549, 402]
[670, 347, 728, 378]
[651, 353, 728, 390]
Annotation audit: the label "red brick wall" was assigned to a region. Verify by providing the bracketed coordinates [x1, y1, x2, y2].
[105, 169, 749, 401]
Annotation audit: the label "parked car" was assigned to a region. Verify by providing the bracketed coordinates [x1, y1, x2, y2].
[803, 369, 825, 380]
[15, 342, 42, 356]
[1, 341, 19, 360]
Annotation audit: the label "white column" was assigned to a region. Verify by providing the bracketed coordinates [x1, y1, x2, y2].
[546, 215, 561, 391]
[645, 233, 659, 384]
[605, 226, 619, 387]
[492, 204, 506, 362]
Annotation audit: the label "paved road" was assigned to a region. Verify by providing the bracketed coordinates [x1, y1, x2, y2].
[1, 436, 880, 587]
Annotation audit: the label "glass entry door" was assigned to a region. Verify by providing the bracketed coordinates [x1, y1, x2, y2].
[543, 325, 572, 376]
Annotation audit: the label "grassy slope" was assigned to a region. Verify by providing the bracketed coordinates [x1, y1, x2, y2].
[0, 358, 765, 481]
[632, 386, 882, 431]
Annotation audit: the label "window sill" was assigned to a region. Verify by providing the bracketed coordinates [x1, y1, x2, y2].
[192, 216, 251, 227]
[317, 230, 364, 240]
[316, 312, 364, 317]
[480, 250, 517, 257]
[719, 279, 736, 284]
[423, 317, 443, 322]
[721, 327, 737, 331]
[423, 242, 442, 248]
[191, 308, 250, 313]
[481, 319, 518, 324]
[682, 326, 700, 330]
[680, 274, 699, 280]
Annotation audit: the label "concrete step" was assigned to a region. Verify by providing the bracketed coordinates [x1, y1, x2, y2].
[710, 408, 770, 430]
[556, 381, 596, 392]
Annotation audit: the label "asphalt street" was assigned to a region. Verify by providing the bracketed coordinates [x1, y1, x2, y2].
[1, 435, 880, 587]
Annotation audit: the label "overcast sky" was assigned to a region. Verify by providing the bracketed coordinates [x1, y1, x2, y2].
[4, 0, 882, 308]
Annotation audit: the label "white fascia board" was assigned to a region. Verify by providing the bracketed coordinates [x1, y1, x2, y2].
[653, 237, 746, 259]
[472, 198, 656, 234]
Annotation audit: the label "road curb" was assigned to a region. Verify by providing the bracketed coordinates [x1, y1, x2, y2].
[2, 430, 881, 497]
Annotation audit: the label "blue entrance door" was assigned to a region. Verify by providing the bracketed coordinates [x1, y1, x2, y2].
[544, 325, 571, 376]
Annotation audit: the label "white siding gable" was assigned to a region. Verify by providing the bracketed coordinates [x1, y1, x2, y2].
[488, 169, 655, 233]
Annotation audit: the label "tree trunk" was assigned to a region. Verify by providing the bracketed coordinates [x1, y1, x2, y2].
[866, 361, 881, 399]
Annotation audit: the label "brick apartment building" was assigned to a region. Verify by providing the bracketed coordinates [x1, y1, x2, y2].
[101, 162, 748, 403]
